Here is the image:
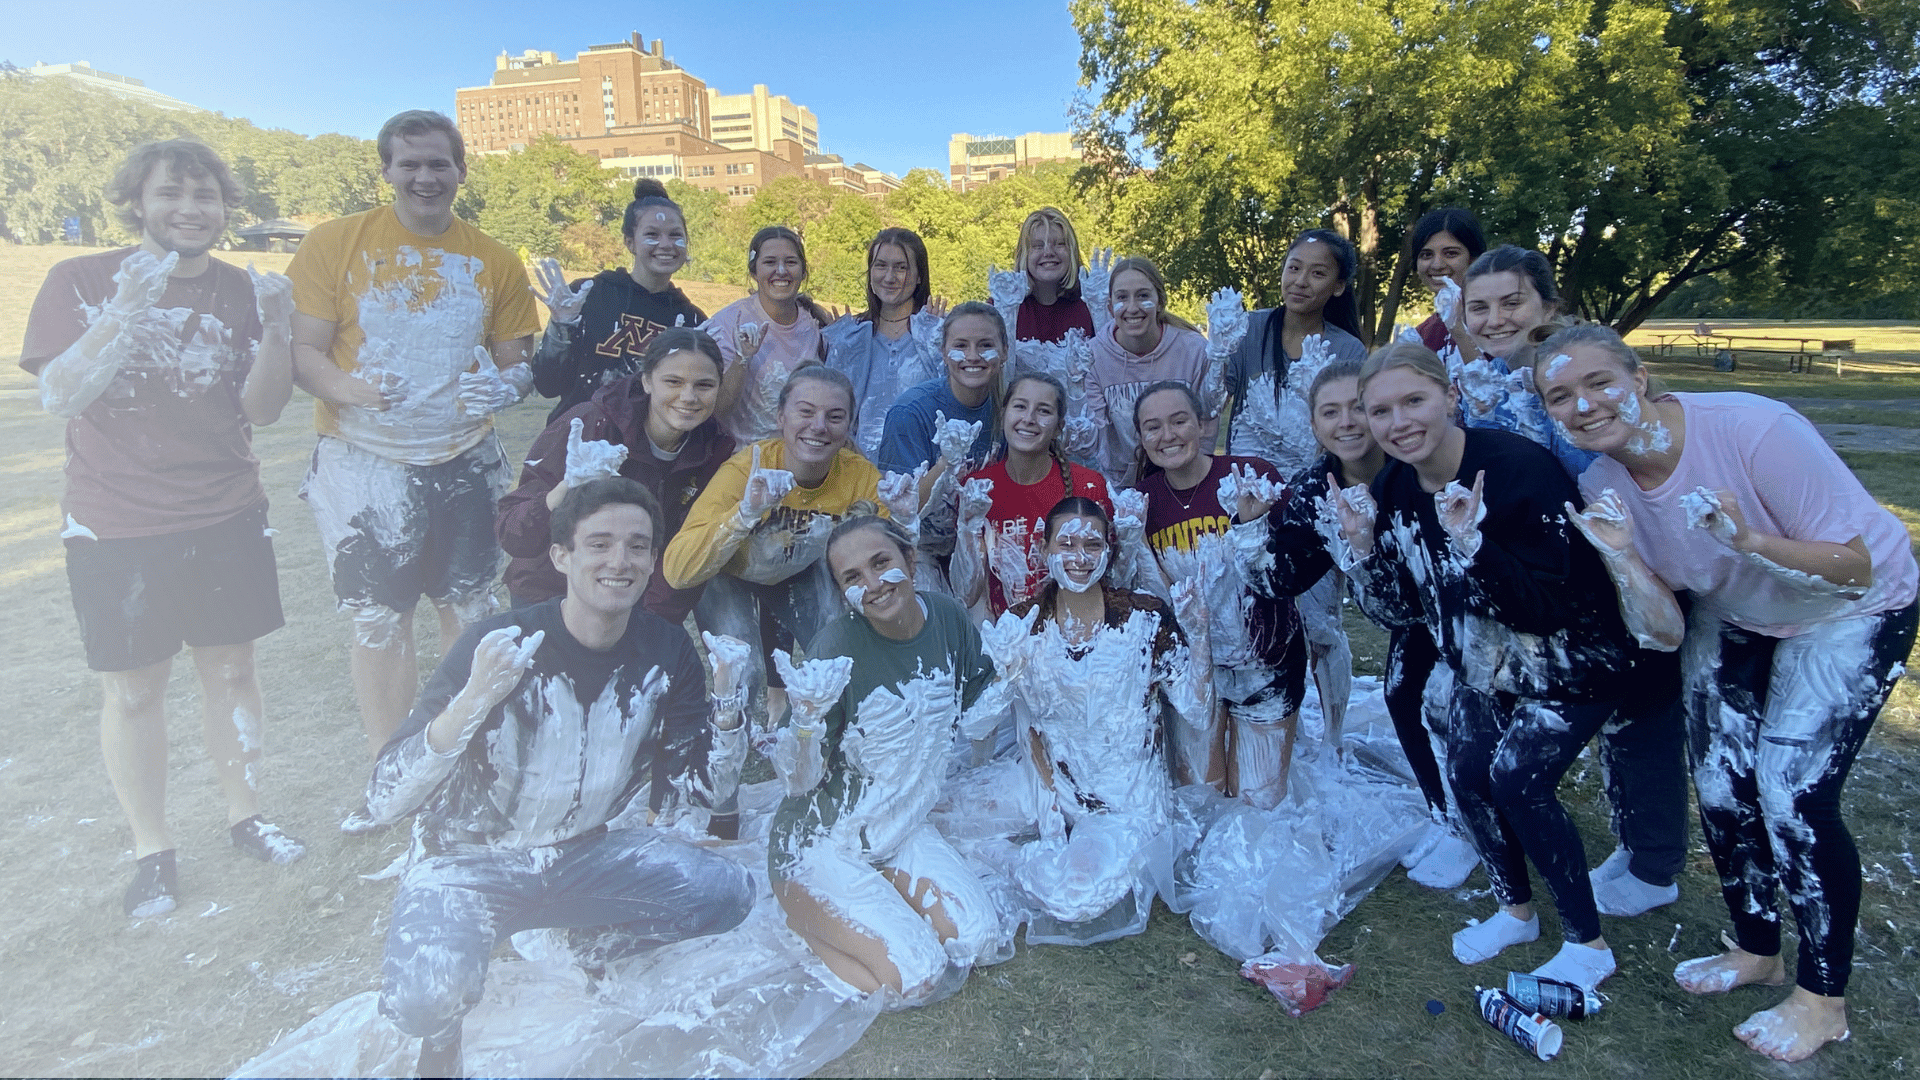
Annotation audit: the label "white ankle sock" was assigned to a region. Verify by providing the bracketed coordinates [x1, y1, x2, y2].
[1410, 834, 1482, 889]
[1592, 869, 1679, 917]
[1531, 941, 1617, 991]
[1452, 910, 1539, 965]
[1588, 845, 1631, 884]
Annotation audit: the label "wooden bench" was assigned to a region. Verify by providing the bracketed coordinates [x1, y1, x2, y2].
[1712, 334, 1824, 373]
[1822, 339, 1856, 376]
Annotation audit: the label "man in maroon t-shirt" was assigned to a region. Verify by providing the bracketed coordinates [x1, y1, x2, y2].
[21, 140, 304, 919]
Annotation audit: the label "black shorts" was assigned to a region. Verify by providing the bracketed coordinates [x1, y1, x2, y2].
[65, 502, 285, 672]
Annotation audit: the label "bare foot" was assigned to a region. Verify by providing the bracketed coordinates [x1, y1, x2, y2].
[1673, 947, 1786, 994]
[1735, 987, 1850, 1062]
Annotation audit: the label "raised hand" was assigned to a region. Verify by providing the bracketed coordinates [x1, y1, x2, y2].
[740, 443, 796, 519]
[1222, 462, 1283, 523]
[459, 345, 521, 416]
[248, 265, 294, 328]
[532, 258, 593, 324]
[563, 416, 628, 488]
[1434, 276, 1463, 326]
[700, 631, 752, 723]
[1567, 489, 1636, 560]
[979, 606, 1040, 683]
[1328, 473, 1377, 555]
[733, 320, 766, 361]
[773, 650, 853, 729]
[1110, 486, 1147, 535]
[957, 476, 994, 522]
[1205, 286, 1249, 354]
[1681, 486, 1743, 547]
[462, 626, 544, 716]
[933, 410, 983, 467]
[107, 249, 178, 320]
[1434, 471, 1487, 558]
[877, 463, 928, 522]
[987, 264, 1030, 309]
[925, 295, 950, 320]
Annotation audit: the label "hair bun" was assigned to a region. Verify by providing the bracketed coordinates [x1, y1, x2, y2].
[632, 178, 670, 201]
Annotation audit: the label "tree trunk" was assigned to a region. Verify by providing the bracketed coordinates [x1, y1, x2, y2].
[1354, 162, 1382, 345]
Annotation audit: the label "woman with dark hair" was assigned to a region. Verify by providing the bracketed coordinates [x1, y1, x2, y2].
[1534, 323, 1918, 1061]
[1331, 341, 1634, 992]
[497, 327, 734, 616]
[767, 515, 1020, 998]
[1453, 245, 1593, 476]
[824, 228, 946, 459]
[1002, 496, 1210, 940]
[1133, 381, 1303, 807]
[953, 370, 1113, 617]
[1407, 207, 1487, 358]
[708, 226, 832, 444]
[529, 179, 707, 422]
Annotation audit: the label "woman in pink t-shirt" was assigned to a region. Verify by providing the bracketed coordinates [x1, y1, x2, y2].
[1534, 323, 1919, 1064]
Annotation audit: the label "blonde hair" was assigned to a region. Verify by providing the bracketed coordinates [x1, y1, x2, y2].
[1014, 207, 1084, 293]
[1357, 340, 1451, 398]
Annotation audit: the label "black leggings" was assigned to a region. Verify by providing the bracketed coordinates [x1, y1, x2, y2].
[1384, 625, 1448, 818]
[1450, 686, 1618, 944]
[1599, 647, 1690, 886]
[1685, 601, 1917, 996]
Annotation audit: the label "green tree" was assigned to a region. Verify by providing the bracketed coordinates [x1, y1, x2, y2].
[457, 134, 625, 261]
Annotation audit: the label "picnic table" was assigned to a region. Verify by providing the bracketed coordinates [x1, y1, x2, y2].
[1678, 326, 1857, 375]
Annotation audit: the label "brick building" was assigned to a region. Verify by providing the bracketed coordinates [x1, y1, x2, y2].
[947, 131, 1082, 192]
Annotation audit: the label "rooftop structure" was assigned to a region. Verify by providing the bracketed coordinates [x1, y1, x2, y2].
[25, 61, 205, 112]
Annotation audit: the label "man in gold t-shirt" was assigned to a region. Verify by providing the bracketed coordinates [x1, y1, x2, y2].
[288, 110, 538, 831]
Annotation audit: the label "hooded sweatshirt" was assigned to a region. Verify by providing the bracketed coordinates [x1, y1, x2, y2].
[1084, 322, 1215, 486]
[530, 268, 706, 423]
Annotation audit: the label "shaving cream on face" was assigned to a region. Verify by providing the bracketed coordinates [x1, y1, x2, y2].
[1544, 353, 1573, 379]
[948, 350, 968, 363]
[981, 349, 999, 362]
[1047, 549, 1109, 592]
[844, 583, 867, 608]
[878, 567, 908, 584]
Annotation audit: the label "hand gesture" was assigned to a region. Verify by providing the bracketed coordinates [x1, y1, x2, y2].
[987, 264, 1030, 309]
[979, 606, 1040, 684]
[461, 625, 544, 716]
[740, 443, 796, 518]
[957, 476, 994, 522]
[248, 264, 294, 327]
[459, 345, 521, 416]
[1435, 471, 1487, 558]
[772, 650, 853, 729]
[1328, 473, 1377, 555]
[1567, 489, 1635, 560]
[1682, 486, 1744, 547]
[563, 416, 628, 488]
[107, 249, 178, 320]
[1111, 486, 1148, 535]
[532, 258, 593, 324]
[1083, 247, 1114, 307]
[933, 410, 983, 467]
[351, 341, 409, 411]
[1205, 287, 1249, 354]
[1434, 276, 1463, 325]
[925, 295, 950, 320]
[877, 463, 927, 522]
[1170, 574, 1210, 638]
[701, 631, 751, 702]
[733, 320, 766, 362]
[987, 527, 1033, 603]
[1222, 462, 1282, 523]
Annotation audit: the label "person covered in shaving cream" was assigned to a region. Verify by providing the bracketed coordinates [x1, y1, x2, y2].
[23, 138, 305, 917]
[364, 478, 754, 1079]
[1451, 245, 1592, 475]
[660, 366, 889, 728]
[1002, 497, 1210, 937]
[1247, 357, 1481, 888]
[706, 225, 832, 444]
[1533, 323, 1919, 1063]
[767, 515, 1020, 998]
[1005, 206, 1101, 344]
[287, 110, 539, 828]
[1406, 207, 1486, 362]
[1133, 381, 1304, 807]
[824, 228, 947, 460]
[528, 178, 707, 424]
[953, 369, 1114, 617]
[1329, 340, 1637, 993]
[497, 328, 734, 613]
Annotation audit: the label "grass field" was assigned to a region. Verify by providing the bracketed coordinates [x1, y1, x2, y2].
[2, 243, 1917, 1078]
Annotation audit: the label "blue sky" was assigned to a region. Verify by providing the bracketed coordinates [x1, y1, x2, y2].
[5, 0, 1090, 179]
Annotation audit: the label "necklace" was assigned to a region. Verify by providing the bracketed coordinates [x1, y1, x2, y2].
[1164, 462, 1211, 514]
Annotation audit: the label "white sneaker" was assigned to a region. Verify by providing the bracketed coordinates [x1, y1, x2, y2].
[1409, 834, 1482, 889]
[1532, 940, 1617, 991]
[1593, 869, 1680, 917]
[1452, 911, 1540, 965]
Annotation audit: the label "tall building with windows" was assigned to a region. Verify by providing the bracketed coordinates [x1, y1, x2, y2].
[705, 85, 819, 156]
[947, 131, 1082, 191]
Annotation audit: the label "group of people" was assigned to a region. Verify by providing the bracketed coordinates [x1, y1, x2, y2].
[24, 108, 1912, 1074]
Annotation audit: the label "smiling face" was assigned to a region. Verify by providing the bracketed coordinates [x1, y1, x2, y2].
[381, 131, 465, 224]
[551, 502, 654, 616]
[1311, 375, 1376, 466]
[869, 242, 919, 309]
[751, 237, 804, 302]
[628, 206, 689, 282]
[133, 160, 227, 258]
[1364, 365, 1459, 468]
[1537, 344, 1652, 454]
[1002, 378, 1064, 457]
[1463, 270, 1548, 360]
[943, 312, 1005, 399]
[1024, 222, 1070, 287]
[641, 350, 721, 437]
[777, 377, 854, 474]
[1281, 240, 1347, 317]
[1417, 229, 1473, 294]
[828, 526, 917, 626]
[1043, 513, 1111, 591]
[1136, 387, 1202, 475]
[1109, 268, 1160, 344]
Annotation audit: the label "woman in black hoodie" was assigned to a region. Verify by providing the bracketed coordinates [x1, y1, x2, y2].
[498, 328, 734, 618]
[529, 179, 708, 422]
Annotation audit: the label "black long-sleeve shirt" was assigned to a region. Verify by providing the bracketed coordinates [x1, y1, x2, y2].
[530, 269, 706, 423]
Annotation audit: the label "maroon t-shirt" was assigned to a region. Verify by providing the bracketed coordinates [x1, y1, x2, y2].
[1140, 454, 1297, 668]
[21, 248, 266, 539]
[1016, 293, 1097, 344]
